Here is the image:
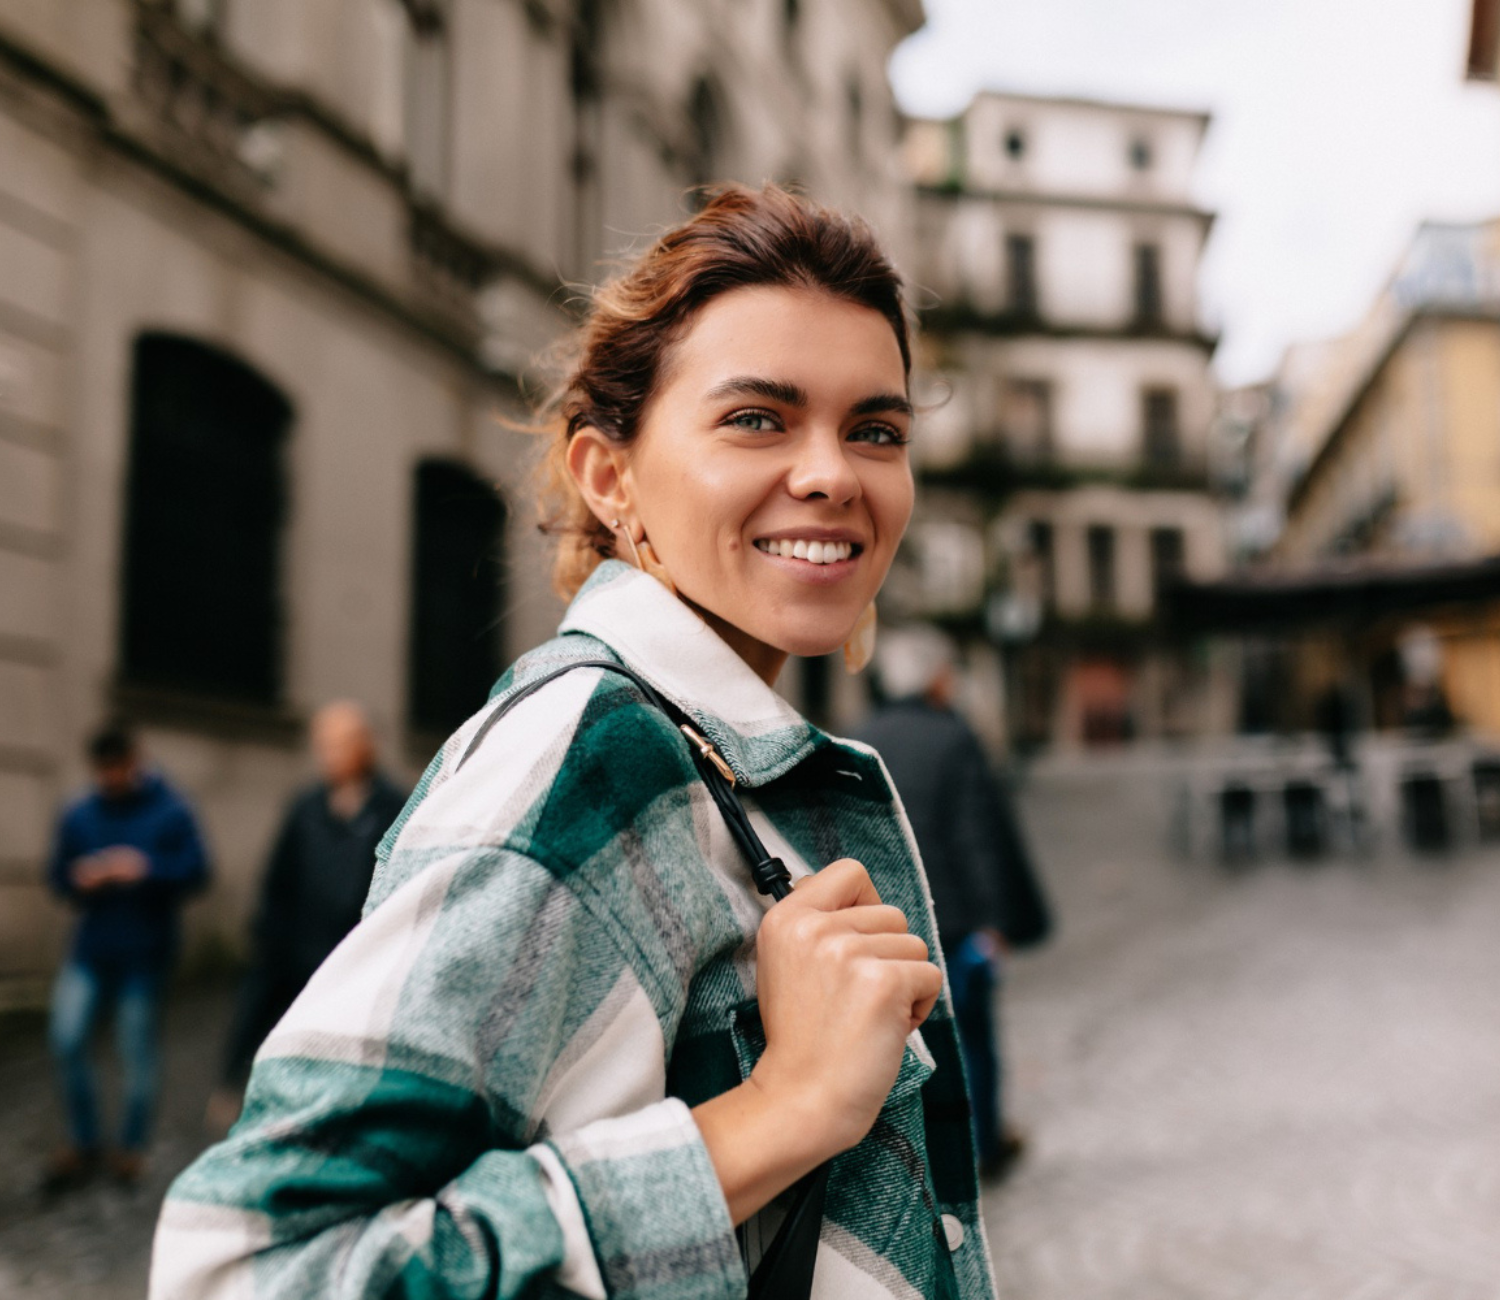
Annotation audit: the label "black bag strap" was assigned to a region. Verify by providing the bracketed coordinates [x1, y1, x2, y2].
[464, 658, 827, 1299]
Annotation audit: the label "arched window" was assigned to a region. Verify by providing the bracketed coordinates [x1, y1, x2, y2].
[120, 333, 292, 703]
[407, 459, 508, 736]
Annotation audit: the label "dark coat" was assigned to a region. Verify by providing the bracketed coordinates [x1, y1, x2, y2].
[855, 698, 1051, 954]
[47, 770, 211, 970]
[222, 772, 408, 1083]
[250, 772, 407, 981]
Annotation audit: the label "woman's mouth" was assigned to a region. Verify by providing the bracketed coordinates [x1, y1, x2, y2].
[753, 538, 862, 564]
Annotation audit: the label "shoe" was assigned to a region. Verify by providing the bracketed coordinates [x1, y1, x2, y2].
[39, 1146, 100, 1197]
[107, 1149, 147, 1187]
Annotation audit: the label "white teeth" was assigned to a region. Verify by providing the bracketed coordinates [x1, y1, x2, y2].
[757, 539, 856, 564]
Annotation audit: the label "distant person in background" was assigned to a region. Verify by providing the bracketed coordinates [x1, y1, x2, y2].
[206, 702, 405, 1132]
[855, 626, 1051, 1180]
[43, 723, 210, 1193]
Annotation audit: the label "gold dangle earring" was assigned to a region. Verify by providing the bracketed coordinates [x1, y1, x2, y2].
[843, 602, 877, 674]
[610, 518, 644, 569]
[611, 519, 677, 596]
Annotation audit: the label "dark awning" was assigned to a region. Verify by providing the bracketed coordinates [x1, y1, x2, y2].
[1162, 554, 1500, 633]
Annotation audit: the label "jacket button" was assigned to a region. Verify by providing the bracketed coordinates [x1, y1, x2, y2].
[941, 1214, 965, 1250]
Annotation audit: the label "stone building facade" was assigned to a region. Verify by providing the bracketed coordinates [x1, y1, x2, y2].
[0, 0, 921, 1006]
[1259, 219, 1500, 734]
[898, 91, 1230, 749]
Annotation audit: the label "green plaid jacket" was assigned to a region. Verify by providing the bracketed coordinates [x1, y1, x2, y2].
[152, 562, 998, 1300]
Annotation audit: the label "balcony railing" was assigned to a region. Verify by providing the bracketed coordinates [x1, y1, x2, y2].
[132, 7, 282, 196]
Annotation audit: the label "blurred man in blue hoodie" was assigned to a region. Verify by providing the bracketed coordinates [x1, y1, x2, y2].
[43, 723, 210, 1192]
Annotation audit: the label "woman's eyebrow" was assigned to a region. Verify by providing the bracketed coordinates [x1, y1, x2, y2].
[850, 392, 914, 418]
[704, 376, 809, 406]
[705, 376, 913, 419]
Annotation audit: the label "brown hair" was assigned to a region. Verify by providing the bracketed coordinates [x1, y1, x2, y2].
[538, 183, 912, 598]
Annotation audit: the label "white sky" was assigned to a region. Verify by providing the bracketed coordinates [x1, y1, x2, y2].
[890, 0, 1500, 385]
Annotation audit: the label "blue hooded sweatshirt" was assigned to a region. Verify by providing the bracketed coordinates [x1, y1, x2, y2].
[47, 771, 211, 970]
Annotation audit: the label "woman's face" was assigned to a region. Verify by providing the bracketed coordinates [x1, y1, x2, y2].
[623, 285, 914, 680]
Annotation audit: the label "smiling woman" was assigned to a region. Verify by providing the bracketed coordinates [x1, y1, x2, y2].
[152, 185, 998, 1300]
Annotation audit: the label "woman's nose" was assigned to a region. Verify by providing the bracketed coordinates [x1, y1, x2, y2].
[786, 431, 861, 504]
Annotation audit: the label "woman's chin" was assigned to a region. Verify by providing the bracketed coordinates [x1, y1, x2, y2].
[768, 626, 855, 661]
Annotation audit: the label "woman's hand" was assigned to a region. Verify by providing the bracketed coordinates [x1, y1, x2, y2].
[752, 858, 941, 1150]
[691, 858, 942, 1223]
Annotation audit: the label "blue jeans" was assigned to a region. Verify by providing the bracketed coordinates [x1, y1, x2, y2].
[947, 933, 1004, 1166]
[48, 960, 164, 1152]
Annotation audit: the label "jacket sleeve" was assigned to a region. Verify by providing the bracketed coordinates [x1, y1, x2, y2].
[46, 805, 85, 902]
[248, 797, 305, 956]
[136, 797, 211, 898]
[151, 832, 742, 1299]
[942, 727, 1010, 936]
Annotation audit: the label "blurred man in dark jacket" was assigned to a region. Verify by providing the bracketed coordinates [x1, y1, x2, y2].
[856, 627, 1050, 1180]
[44, 723, 210, 1191]
[208, 701, 405, 1129]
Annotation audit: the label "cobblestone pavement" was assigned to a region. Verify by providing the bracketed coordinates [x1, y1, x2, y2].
[985, 760, 1500, 1300]
[3, 758, 1499, 1298]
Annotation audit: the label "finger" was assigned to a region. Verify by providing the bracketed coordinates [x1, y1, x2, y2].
[909, 991, 940, 1028]
[894, 962, 944, 1022]
[844, 932, 930, 963]
[790, 858, 882, 911]
[831, 904, 911, 936]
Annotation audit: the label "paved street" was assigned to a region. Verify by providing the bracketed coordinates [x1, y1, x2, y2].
[986, 757, 1500, 1300]
[2, 755, 1499, 1298]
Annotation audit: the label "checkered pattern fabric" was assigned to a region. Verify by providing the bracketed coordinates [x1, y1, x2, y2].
[152, 561, 997, 1300]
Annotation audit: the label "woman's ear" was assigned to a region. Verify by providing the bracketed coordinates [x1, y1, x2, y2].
[566, 426, 633, 528]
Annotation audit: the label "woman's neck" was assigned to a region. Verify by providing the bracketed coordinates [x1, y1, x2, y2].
[684, 598, 788, 687]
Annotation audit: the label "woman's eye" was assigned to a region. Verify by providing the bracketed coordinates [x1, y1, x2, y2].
[849, 422, 909, 447]
[724, 408, 781, 433]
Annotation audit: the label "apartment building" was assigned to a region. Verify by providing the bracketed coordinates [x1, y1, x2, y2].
[900, 91, 1228, 747]
[0, 0, 921, 1005]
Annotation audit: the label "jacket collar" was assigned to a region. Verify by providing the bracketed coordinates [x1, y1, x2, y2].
[558, 560, 825, 787]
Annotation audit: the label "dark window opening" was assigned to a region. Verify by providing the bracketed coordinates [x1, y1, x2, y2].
[570, 0, 603, 99]
[1129, 136, 1153, 170]
[844, 73, 864, 157]
[1001, 378, 1053, 461]
[1006, 233, 1038, 317]
[1029, 519, 1055, 607]
[1004, 128, 1027, 160]
[1133, 242, 1164, 326]
[120, 333, 292, 703]
[1143, 387, 1181, 468]
[687, 76, 726, 197]
[1087, 525, 1116, 612]
[1150, 526, 1186, 601]
[408, 460, 508, 737]
[1468, 0, 1500, 79]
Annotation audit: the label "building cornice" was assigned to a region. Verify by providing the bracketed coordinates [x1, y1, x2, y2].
[918, 304, 1220, 355]
[0, 16, 560, 382]
[917, 182, 1215, 227]
[1286, 305, 1500, 515]
[957, 89, 1211, 127]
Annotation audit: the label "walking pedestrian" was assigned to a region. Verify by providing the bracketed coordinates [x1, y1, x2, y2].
[856, 626, 1052, 1181]
[205, 701, 406, 1132]
[42, 723, 210, 1192]
[153, 184, 997, 1300]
